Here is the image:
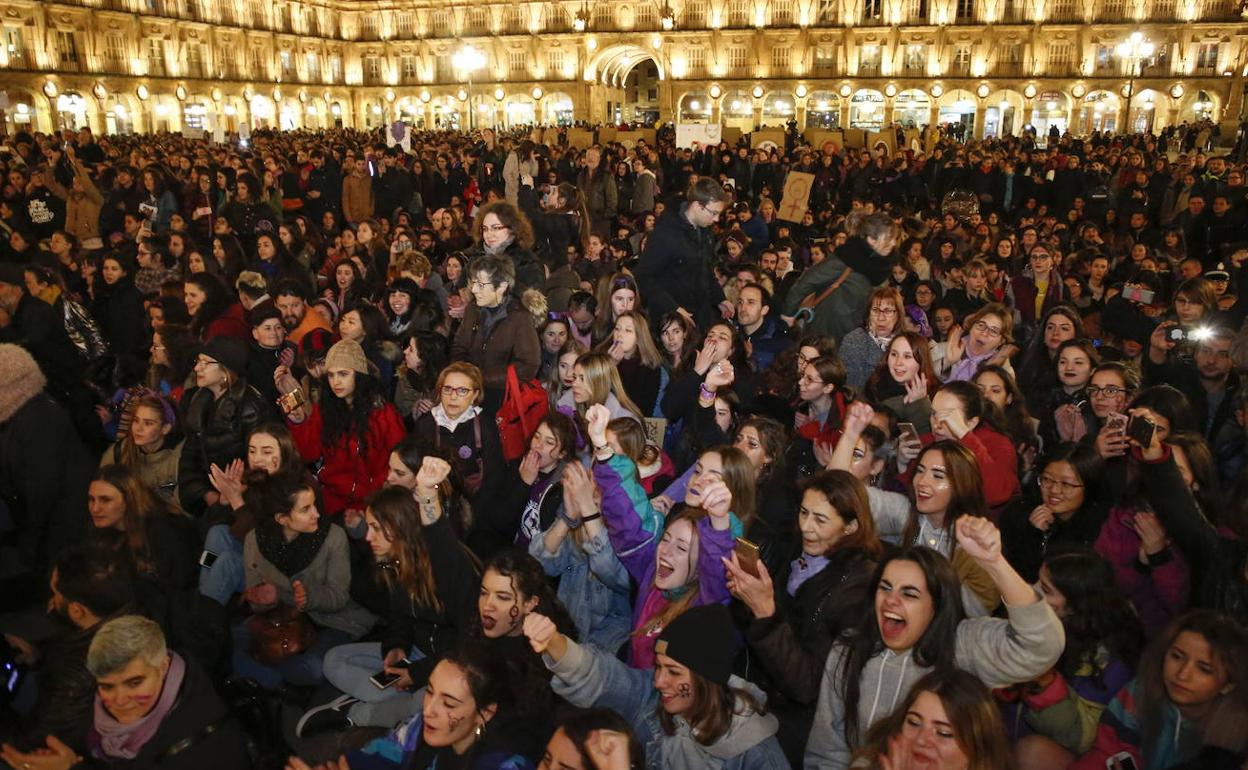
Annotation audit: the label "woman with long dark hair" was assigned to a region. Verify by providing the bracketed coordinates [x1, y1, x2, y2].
[804, 519, 1065, 768]
[184, 273, 248, 342]
[1008, 551, 1143, 763]
[299, 458, 481, 735]
[277, 338, 406, 520]
[1071, 610, 1248, 770]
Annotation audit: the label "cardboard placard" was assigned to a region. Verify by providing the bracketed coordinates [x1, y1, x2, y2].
[530, 127, 546, 145]
[675, 122, 722, 149]
[805, 129, 844, 154]
[643, 417, 668, 447]
[866, 130, 895, 154]
[616, 128, 656, 150]
[842, 128, 866, 148]
[904, 129, 921, 151]
[778, 171, 815, 223]
[598, 126, 617, 143]
[751, 129, 785, 149]
[386, 121, 412, 152]
[566, 127, 594, 149]
[722, 126, 743, 146]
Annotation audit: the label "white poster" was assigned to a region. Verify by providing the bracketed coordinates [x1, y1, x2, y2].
[675, 123, 722, 149]
[386, 121, 411, 152]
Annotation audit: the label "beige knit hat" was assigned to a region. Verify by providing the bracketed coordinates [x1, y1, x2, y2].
[0, 344, 48, 423]
[325, 338, 372, 376]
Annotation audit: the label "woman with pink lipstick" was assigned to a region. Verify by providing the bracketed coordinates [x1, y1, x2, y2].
[804, 517, 1064, 769]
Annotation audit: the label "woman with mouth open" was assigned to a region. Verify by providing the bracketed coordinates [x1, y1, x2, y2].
[585, 403, 740, 670]
[803, 516, 1065, 769]
[522, 603, 790, 768]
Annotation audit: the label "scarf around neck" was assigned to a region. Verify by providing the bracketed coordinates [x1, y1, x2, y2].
[90, 652, 186, 760]
[432, 403, 482, 432]
[256, 519, 331, 577]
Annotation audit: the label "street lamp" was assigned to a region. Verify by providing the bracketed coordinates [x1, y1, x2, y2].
[452, 44, 487, 130]
[1115, 31, 1154, 133]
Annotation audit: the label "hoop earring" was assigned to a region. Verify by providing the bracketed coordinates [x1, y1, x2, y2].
[474, 722, 484, 738]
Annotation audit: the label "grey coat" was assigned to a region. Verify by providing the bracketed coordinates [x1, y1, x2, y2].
[243, 524, 375, 638]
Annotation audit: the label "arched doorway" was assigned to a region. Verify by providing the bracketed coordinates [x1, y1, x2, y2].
[1128, 89, 1165, 133]
[894, 89, 931, 128]
[849, 89, 885, 129]
[984, 90, 1024, 138]
[762, 92, 795, 127]
[250, 94, 276, 128]
[678, 92, 712, 123]
[5, 88, 39, 134]
[542, 92, 574, 126]
[1075, 91, 1119, 135]
[503, 95, 535, 128]
[937, 90, 977, 138]
[722, 90, 753, 130]
[591, 45, 664, 126]
[151, 95, 180, 132]
[1179, 90, 1218, 123]
[429, 96, 461, 130]
[56, 92, 90, 130]
[1030, 91, 1070, 144]
[805, 91, 842, 129]
[182, 98, 211, 134]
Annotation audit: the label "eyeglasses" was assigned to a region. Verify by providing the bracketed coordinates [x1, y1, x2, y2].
[1038, 475, 1083, 493]
[482, 223, 509, 233]
[1086, 385, 1127, 397]
[973, 320, 1003, 337]
[441, 385, 474, 397]
[870, 306, 898, 316]
[194, 356, 220, 368]
[470, 279, 495, 290]
[799, 374, 825, 386]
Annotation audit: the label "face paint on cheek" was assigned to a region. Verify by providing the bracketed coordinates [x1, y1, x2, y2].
[447, 715, 463, 734]
[677, 683, 691, 699]
[506, 603, 521, 632]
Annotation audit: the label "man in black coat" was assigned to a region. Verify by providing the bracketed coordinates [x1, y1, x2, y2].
[635, 177, 734, 330]
[0, 344, 93, 604]
[372, 148, 414, 220]
[3, 546, 136, 753]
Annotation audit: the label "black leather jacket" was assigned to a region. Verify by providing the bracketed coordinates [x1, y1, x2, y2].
[178, 381, 271, 515]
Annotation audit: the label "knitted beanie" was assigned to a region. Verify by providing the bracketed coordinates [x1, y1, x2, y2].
[325, 338, 370, 375]
[654, 604, 736, 686]
[0, 344, 48, 423]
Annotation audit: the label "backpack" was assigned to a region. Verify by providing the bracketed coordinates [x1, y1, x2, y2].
[495, 364, 548, 462]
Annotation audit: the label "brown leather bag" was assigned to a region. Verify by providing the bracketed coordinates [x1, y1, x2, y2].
[247, 605, 317, 666]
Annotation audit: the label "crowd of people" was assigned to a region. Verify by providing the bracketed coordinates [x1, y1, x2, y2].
[0, 116, 1246, 770]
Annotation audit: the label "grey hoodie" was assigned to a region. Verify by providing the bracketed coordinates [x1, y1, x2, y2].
[546, 638, 790, 769]
[803, 594, 1064, 769]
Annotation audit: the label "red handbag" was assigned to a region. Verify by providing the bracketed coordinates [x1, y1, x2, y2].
[496, 364, 548, 461]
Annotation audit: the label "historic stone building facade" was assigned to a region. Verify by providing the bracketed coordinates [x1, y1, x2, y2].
[3, 0, 1244, 138]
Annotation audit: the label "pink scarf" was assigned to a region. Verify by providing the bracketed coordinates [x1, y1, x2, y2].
[89, 652, 186, 760]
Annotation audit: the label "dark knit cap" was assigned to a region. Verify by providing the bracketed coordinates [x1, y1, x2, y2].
[655, 604, 736, 686]
[200, 336, 249, 376]
[300, 327, 334, 361]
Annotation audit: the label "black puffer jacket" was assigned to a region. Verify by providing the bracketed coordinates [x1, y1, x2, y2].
[9, 617, 103, 753]
[178, 381, 271, 515]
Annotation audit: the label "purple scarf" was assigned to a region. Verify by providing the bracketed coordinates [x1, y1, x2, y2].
[89, 652, 186, 760]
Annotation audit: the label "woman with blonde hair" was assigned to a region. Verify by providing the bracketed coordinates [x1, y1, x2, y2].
[597, 310, 664, 417]
[411, 361, 505, 502]
[558, 352, 645, 452]
[838, 285, 906, 390]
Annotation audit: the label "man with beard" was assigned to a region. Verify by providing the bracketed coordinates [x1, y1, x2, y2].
[736, 282, 790, 371]
[1145, 322, 1242, 482]
[273, 279, 332, 345]
[1, 546, 135, 754]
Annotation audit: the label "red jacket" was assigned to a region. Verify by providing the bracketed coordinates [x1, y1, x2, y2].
[203, 303, 250, 342]
[289, 401, 406, 515]
[903, 424, 1020, 510]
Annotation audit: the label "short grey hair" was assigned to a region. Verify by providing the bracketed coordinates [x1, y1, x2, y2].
[87, 615, 168, 678]
[467, 253, 516, 293]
